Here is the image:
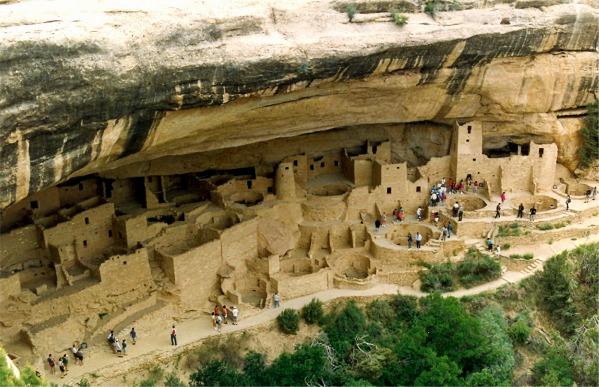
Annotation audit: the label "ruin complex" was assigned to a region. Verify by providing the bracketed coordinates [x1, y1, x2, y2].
[0, 0, 598, 374]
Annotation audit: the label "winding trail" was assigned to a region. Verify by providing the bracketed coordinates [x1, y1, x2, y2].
[54, 208, 599, 386]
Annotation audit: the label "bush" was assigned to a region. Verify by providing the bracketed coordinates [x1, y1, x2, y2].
[390, 9, 409, 26]
[346, 5, 357, 22]
[532, 348, 575, 386]
[419, 261, 455, 292]
[457, 254, 502, 288]
[165, 373, 186, 387]
[498, 223, 521, 237]
[301, 298, 324, 325]
[508, 319, 531, 344]
[509, 253, 534, 260]
[277, 309, 300, 334]
[537, 224, 554, 231]
[390, 294, 418, 322]
[502, 243, 511, 250]
[579, 100, 598, 168]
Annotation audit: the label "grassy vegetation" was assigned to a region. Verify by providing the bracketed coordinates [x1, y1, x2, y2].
[497, 222, 521, 237]
[420, 248, 502, 291]
[390, 9, 409, 26]
[346, 4, 357, 22]
[509, 253, 534, 260]
[276, 309, 300, 334]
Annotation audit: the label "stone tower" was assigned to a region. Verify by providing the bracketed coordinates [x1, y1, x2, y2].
[275, 162, 296, 200]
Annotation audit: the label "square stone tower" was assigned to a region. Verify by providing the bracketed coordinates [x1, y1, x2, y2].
[450, 121, 483, 181]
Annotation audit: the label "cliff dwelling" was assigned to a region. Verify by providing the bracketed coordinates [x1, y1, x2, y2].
[0, 0, 598, 381]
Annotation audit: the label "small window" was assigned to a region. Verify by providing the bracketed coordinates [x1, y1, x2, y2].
[293, 160, 298, 167]
[267, 187, 273, 193]
[83, 240, 88, 247]
[467, 125, 472, 134]
[285, 166, 289, 170]
[30, 200, 39, 209]
[466, 139, 470, 142]
[148, 176, 153, 182]
[247, 181, 253, 189]
[123, 261, 127, 265]
[539, 148, 544, 158]
[473, 158, 476, 161]
[108, 230, 113, 237]
[79, 183, 84, 190]
[334, 160, 339, 167]
[387, 187, 392, 194]
[416, 186, 421, 192]
[85, 217, 89, 225]
[372, 145, 378, 154]
[310, 164, 314, 171]
[320, 162, 325, 168]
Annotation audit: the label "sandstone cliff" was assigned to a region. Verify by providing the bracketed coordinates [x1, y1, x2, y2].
[1, 0, 597, 209]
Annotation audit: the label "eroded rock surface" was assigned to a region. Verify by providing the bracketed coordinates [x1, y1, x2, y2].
[0, 0, 597, 209]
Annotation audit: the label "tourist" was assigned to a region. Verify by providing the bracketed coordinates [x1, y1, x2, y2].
[108, 330, 116, 352]
[171, 325, 177, 346]
[441, 226, 447, 241]
[62, 354, 69, 370]
[416, 207, 422, 222]
[407, 233, 413, 250]
[566, 195, 571, 210]
[501, 192, 506, 204]
[473, 181, 478, 193]
[392, 209, 397, 223]
[114, 338, 123, 357]
[495, 203, 501, 219]
[213, 305, 220, 317]
[215, 314, 223, 333]
[431, 192, 437, 207]
[584, 188, 591, 202]
[487, 238, 493, 251]
[530, 206, 537, 221]
[130, 327, 137, 345]
[398, 207, 404, 222]
[447, 222, 452, 238]
[57, 356, 67, 378]
[212, 312, 217, 329]
[495, 245, 501, 257]
[222, 305, 228, 324]
[441, 191, 446, 203]
[593, 187, 597, 200]
[452, 202, 459, 217]
[434, 211, 439, 225]
[458, 204, 464, 221]
[381, 212, 387, 227]
[71, 346, 84, 366]
[47, 354, 56, 375]
[415, 232, 422, 249]
[441, 177, 446, 186]
[517, 203, 524, 218]
[274, 293, 280, 308]
[375, 219, 381, 233]
[232, 306, 238, 325]
[122, 339, 128, 356]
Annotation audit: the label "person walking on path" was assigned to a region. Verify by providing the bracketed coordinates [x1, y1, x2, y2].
[232, 306, 238, 325]
[447, 222, 452, 238]
[487, 238, 493, 251]
[452, 202, 459, 217]
[62, 354, 69, 371]
[495, 203, 501, 219]
[47, 355, 56, 375]
[381, 212, 387, 227]
[57, 356, 67, 378]
[501, 192, 506, 204]
[416, 207, 422, 222]
[213, 305, 220, 317]
[441, 226, 447, 241]
[530, 207, 537, 221]
[171, 325, 177, 346]
[415, 232, 422, 249]
[517, 203, 524, 218]
[273, 293, 280, 308]
[374, 219, 381, 233]
[495, 245, 501, 257]
[215, 314, 223, 333]
[407, 233, 413, 250]
[211, 312, 217, 329]
[566, 195, 571, 210]
[122, 339, 128, 356]
[458, 204, 464, 221]
[71, 345, 84, 366]
[130, 328, 137, 345]
[222, 305, 228, 324]
[398, 207, 404, 222]
[114, 338, 123, 357]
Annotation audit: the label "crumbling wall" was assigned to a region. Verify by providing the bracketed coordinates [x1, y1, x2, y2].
[0, 187, 60, 233]
[221, 218, 259, 268]
[0, 225, 43, 269]
[0, 275, 20, 303]
[57, 179, 98, 208]
[97, 248, 152, 289]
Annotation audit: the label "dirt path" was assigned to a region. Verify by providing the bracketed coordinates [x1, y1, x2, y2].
[53, 213, 599, 385]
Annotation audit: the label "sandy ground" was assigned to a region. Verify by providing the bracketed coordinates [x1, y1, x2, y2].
[47, 191, 599, 386]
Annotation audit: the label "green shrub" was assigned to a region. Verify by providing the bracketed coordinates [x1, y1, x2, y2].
[296, 62, 311, 76]
[420, 261, 455, 292]
[277, 309, 300, 334]
[165, 373, 186, 387]
[537, 224, 554, 231]
[346, 5, 357, 22]
[457, 254, 502, 288]
[509, 253, 534, 260]
[390, 294, 419, 322]
[502, 243, 511, 250]
[579, 100, 598, 168]
[140, 380, 157, 387]
[301, 298, 324, 325]
[508, 319, 531, 344]
[424, 2, 438, 16]
[366, 299, 395, 323]
[554, 222, 567, 229]
[497, 223, 521, 237]
[390, 9, 409, 26]
[532, 348, 575, 386]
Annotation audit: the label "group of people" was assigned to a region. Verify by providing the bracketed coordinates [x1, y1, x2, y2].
[515, 203, 537, 221]
[452, 202, 465, 221]
[211, 304, 239, 333]
[46, 353, 72, 378]
[406, 232, 423, 249]
[107, 330, 132, 356]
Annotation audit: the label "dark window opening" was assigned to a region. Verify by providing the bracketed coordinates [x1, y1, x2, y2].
[267, 187, 273, 193]
[320, 162, 325, 168]
[484, 142, 522, 158]
[372, 145, 378, 154]
[148, 176, 153, 182]
[247, 181, 253, 189]
[293, 160, 298, 167]
[108, 230, 113, 237]
[334, 160, 339, 167]
[416, 186, 421, 192]
[285, 166, 289, 170]
[473, 158, 476, 161]
[310, 164, 314, 171]
[83, 240, 87, 247]
[466, 139, 470, 142]
[539, 148, 544, 158]
[79, 183, 84, 190]
[85, 217, 89, 225]
[521, 144, 530, 156]
[30, 200, 39, 209]
[467, 125, 472, 134]
[118, 232, 123, 239]
[387, 187, 392, 194]
[123, 261, 127, 265]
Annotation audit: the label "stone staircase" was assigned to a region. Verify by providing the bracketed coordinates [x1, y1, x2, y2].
[520, 258, 544, 275]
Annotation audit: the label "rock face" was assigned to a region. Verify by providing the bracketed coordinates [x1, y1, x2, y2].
[0, 0, 597, 209]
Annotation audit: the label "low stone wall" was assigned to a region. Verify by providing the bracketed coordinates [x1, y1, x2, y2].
[496, 224, 599, 248]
